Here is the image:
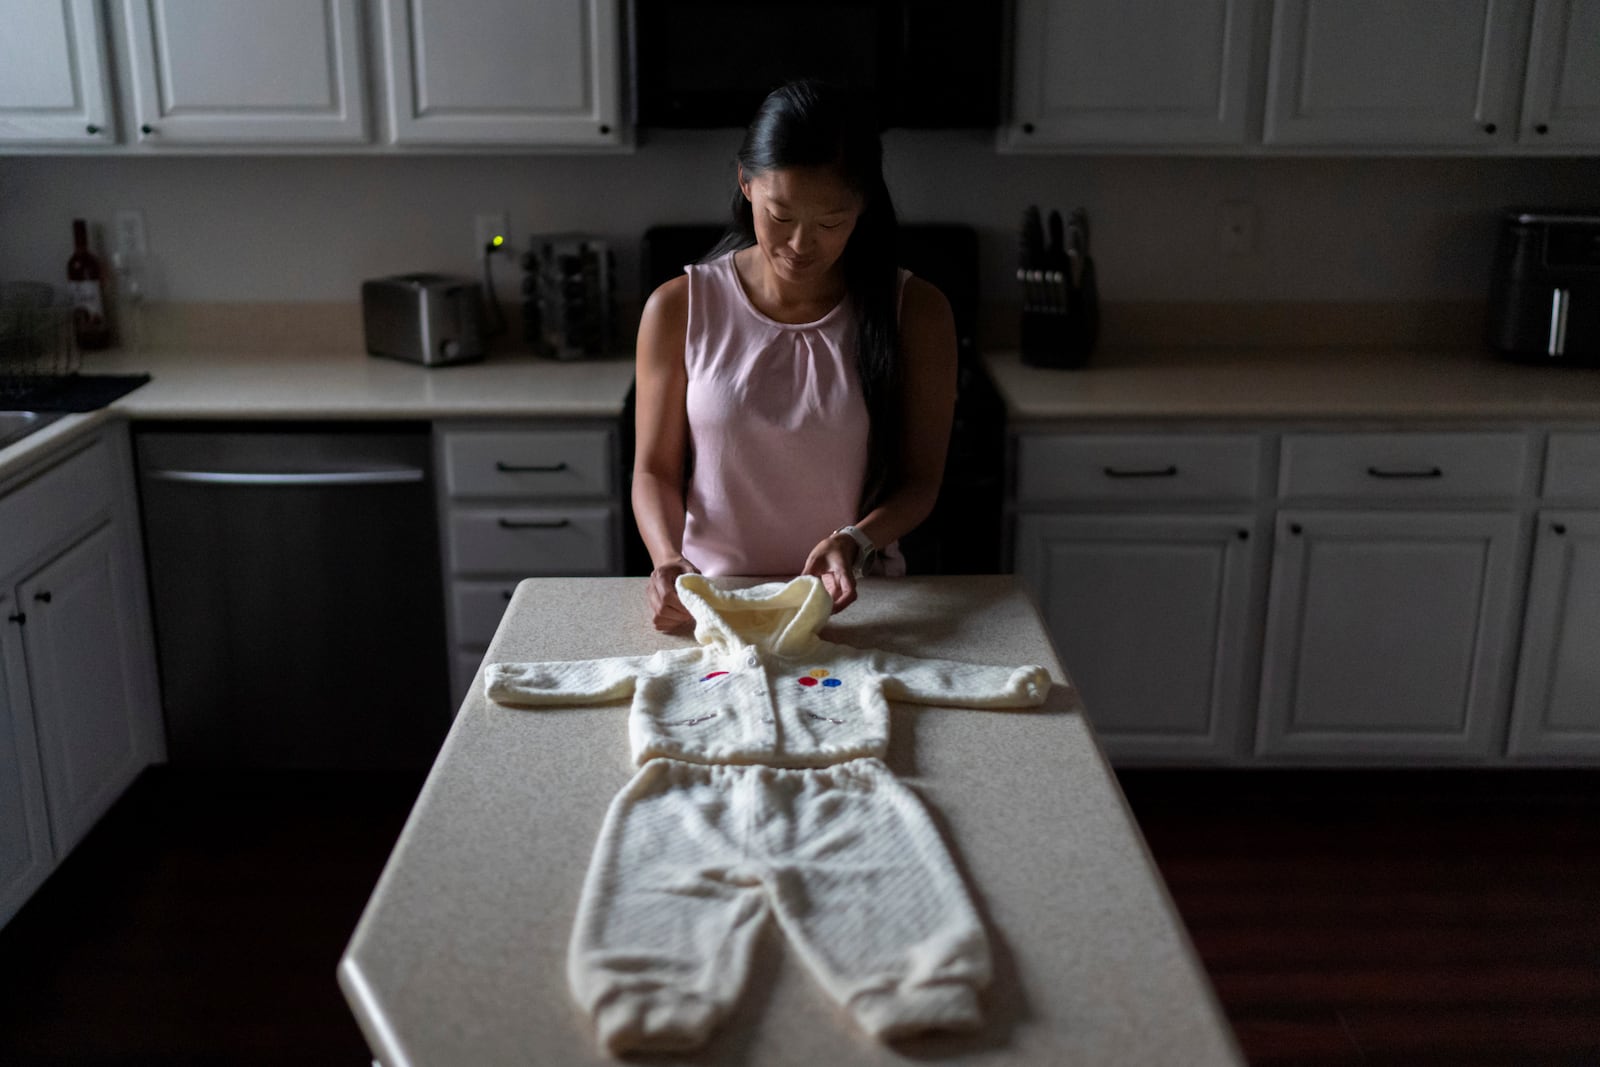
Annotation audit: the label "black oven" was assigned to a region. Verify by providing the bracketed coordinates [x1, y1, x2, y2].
[629, 1, 1004, 129]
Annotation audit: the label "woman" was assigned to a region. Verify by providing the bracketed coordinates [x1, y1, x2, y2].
[632, 80, 958, 633]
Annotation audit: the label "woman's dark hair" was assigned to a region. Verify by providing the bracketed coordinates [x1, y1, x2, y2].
[704, 79, 901, 511]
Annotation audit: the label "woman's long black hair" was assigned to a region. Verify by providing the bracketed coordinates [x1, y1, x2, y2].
[704, 79, 901, 512]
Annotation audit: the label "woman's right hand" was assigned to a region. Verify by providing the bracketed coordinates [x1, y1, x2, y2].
[647, 557, 699, 634]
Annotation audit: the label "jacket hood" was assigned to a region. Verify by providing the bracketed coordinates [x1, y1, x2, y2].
[675, 574, 832, 656]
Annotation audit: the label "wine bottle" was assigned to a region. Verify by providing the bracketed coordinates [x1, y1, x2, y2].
[67, 218, 111, 351]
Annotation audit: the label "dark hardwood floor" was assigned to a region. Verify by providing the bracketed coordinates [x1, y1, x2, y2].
[1, 766, 1596, 1065]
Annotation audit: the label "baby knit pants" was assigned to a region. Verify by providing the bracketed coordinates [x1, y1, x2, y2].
[568, 757, 992, 1053]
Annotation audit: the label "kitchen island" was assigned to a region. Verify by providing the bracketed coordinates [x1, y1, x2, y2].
[338, 575, 1241, 1066]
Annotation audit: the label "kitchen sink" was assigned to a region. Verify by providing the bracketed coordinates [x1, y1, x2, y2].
[0, 410, 64, 450]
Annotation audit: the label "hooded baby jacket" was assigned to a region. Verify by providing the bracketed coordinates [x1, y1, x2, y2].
[484, 574, 1052, 768]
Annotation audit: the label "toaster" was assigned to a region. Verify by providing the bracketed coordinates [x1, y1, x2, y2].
[361, 273, 486, 366]
[1488, 210, 1600, 365]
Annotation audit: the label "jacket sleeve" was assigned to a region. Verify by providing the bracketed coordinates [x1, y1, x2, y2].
[483, 654, 655, 707]
[866, 649, 1052, 709]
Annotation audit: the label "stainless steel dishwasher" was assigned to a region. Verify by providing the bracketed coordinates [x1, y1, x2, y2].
[135, 424, 450, 768]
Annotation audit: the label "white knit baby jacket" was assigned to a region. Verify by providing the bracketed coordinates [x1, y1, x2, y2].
[485, 574, 1052, 767]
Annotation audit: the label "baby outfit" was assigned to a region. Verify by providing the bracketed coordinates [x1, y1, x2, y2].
[680, 251, 907, 577]
[485, 574, 1051, 1052]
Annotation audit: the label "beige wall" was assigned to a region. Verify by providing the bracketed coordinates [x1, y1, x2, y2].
[3, 131, 1597, 315]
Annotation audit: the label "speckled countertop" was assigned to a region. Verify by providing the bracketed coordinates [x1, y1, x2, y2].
[338, 575, 1241, 1067]
[0, 346, 637, 479]
[11, 343, 1595, 483]
[985, 348, 1600, 422]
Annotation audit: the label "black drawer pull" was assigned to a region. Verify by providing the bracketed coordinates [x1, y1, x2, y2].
[33, 591, 52, 603]
[497, 518, 571, 530]
[1104, 465, 1178, 479]
[1366, 466, 1443, 479]
[495, 461, 568, 473]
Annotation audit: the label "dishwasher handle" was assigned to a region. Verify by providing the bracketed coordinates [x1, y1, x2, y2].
[147, 468, 426, 487]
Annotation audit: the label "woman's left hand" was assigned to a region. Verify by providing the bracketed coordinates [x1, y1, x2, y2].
[802, 533, 860, 614]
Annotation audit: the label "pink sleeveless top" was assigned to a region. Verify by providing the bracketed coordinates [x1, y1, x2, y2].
[681, 251, 906, 578]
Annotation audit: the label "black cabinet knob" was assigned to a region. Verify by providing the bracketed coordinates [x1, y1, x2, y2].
[1553, 523, 1568, 535]
[599, 124, 611, 135]
[33, 591, 51, 603]
[1483, 123, 1498, 134]
[1021, 122, 1036, 134]
[1535, 123, 1550, 135]
[141, 124, 154, 135]
[1290, 523, 1304, 536]
[1237, 529, 1250, 540]
[6, 613, 23, 625]
[86, 124, 100, 135]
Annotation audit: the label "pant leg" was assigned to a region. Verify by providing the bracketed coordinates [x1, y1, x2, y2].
[568, 759, 769, 1053]
[754, 760, 993, 1041]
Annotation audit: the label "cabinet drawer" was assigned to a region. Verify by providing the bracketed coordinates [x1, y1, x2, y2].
[452, 580, 519, 647]
[1016, 434, 1261, 503]
[441, 429, 612, 499]
[1543, 434, 1600, 498]
[1279, 433, 1529, 500]
[0, 436, 116, 578]
[449, 506, 613, 575]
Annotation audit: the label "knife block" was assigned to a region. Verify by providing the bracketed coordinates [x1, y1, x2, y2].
[1019, 257, 1098, 369]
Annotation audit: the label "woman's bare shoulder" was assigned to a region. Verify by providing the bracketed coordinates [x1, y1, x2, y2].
[642, 273, 690, 326]
[898, 274, 955, 337]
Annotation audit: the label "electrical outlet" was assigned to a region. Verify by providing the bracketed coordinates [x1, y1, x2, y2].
[1218, 201, 1256, 257]
[474, 211, 509, 259]
[115, 209, 148, 257]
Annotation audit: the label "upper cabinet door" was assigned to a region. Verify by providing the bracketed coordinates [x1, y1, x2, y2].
[0, 0, 115, 145]
[1003, 0, 1261, 149]
[1519, 0, 1600, 146]
[1263, 0, 1527, 147]
[380, 0, 622, 147]
[120, 0, 369, 145]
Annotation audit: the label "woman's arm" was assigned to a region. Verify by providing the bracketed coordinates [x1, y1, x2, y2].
[803, 275, 958, 610]
[631, 275, 699, 633]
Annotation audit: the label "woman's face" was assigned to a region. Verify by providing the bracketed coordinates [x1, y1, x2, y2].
[739, 165, 863, 285]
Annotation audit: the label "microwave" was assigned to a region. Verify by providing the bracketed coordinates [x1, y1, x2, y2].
[629, 1, 1004, 129]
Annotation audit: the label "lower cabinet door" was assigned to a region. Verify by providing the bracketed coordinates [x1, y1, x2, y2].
[1257, 510, 1521, 759]
[0, 590, 53, 929]
[1015, 513, 1260, 760]
[1508, 511, 1600, 758]
[19, 524, 146, 858]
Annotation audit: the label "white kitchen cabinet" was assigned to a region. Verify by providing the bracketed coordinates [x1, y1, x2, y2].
[119, 0, 370, 145]
[379, 0, 623, 147]
[19, 522, 153, 856]
[1257, 510, 1522, 759]
[1002, 0, 1261, 149]
[0, 425, 164, 928]
[1016, 513, 1260, 760]
[1519, 0, 1600, 147]
[1010, 431, 1265, 760]
[436, 422, 622, 705]
[0, 0, 116, 146]
[1262, 0, 1527, 148]
[1508, 511, 1600, 758]
[0, 589, 53, 929]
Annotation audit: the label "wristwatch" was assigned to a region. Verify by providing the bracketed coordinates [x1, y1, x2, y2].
[833, 524, 877, 578]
